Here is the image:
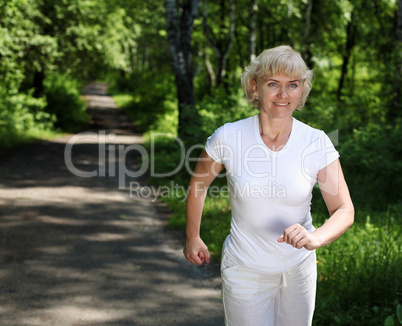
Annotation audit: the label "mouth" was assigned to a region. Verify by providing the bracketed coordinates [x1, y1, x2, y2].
[274, 102, 290, 106]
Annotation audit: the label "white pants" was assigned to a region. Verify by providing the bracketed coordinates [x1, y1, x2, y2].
[221, 249, 317, 326]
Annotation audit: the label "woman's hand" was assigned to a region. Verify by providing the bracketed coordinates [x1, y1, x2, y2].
[277, 223, 321, 251]
[183, 236, 211, 265]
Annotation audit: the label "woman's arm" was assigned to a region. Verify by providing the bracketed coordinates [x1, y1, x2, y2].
[278, 159, 354, 250]
[183, 149, 225, 265]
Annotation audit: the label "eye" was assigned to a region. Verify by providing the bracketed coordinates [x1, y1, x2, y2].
[289, 83, 299, 88]
[268, 82, 277, 87]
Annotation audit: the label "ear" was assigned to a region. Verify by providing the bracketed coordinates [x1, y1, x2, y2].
[252, 79, 259, 98]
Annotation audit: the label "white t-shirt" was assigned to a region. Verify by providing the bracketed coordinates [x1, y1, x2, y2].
[205, 115, 339, 273]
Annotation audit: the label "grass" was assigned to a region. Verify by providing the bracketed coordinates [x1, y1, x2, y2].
[313, 208, 401, 325]
[0, 128, 66, 154]
[111, 92, 177, 134]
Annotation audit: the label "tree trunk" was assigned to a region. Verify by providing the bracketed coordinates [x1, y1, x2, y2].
[301, 0, 314, 68]
[287, 0, 293, 17]
[337, 12, 356, 101]
[33, 70, 45, 98]
[165, 0, 201, 143]
[202, 0, 235, 88]
[219, 0, 235, 87]
[205, 51, 216, 87]
[389, 0, 402, 122]
[249, 0, 258, 62]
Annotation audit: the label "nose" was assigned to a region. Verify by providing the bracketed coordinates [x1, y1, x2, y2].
[277, 86, 289, 98]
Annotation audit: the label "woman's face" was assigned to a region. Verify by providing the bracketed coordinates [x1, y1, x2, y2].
[254, 74, 303, 119]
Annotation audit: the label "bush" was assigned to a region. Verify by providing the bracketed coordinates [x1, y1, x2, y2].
[43, 73, 90, 132]
[339, 122, 402, 209]
[109, 71, 175, 133]
[0, 84, 56, 152]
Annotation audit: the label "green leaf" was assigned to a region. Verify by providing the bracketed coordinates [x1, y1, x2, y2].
[397, 304, 402, 324]
[385, 316, 395, 326]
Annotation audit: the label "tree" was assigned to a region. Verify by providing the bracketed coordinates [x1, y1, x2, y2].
[337, 10, 356, 101]
[248, 0, 258, 62]
[202, 0, 235, 88]
[300, 0, 314, 68]
[165, 0, 202, 143]
[390, 0, 402, 122]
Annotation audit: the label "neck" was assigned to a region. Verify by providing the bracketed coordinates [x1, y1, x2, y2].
[258, 113, 293, 142]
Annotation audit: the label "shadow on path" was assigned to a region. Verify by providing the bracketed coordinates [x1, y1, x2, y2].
[0, 82, 223, 326]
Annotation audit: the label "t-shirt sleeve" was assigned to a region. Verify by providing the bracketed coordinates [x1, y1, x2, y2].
[317, 131, 340, 170]
[204, 125, 226, 164]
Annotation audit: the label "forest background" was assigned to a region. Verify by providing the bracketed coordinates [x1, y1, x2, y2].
[0, 0, 401, 325]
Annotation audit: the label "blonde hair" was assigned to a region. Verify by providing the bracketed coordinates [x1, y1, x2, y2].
[241, 45, 313, 109]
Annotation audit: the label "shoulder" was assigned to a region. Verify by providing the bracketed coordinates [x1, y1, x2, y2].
[208, 115, 257, 139]
[292, 118, 339, 155]
[205, 116, 257, 163]
[224, 115, 256, 130]
[292, 118, 329, 146]
[293, 118, 323, 137]
[293, 118, 339, 167]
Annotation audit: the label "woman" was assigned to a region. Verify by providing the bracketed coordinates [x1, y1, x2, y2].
[183, 45, 354, 326]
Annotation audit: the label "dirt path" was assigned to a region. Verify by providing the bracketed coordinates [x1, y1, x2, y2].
[0, 83, 223, 326]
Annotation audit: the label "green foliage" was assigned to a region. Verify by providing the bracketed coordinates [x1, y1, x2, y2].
[109, 71, 176, 134]
[34, 0, 130, 80]
[0, 0, 58, 83]
[198, 86, 259, 136]
[0, 0, 134, 148]
[339, 123, 402, 209]
[0, 0, 58, 151]
[144, 134, 193, 188]
[314, 209, 401, 325]
[43, 73, 89, 132]
[0, 84, 56, 152]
